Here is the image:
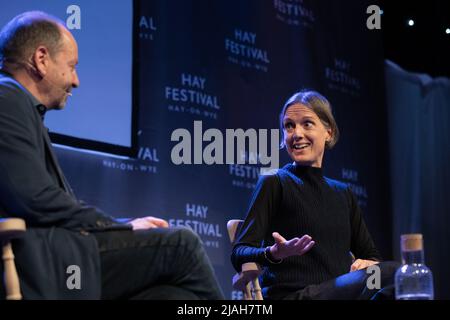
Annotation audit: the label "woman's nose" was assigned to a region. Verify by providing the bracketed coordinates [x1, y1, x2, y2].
[293, 126, 304, 139]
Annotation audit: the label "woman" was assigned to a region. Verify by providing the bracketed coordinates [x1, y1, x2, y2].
[231, 90, 398, 300]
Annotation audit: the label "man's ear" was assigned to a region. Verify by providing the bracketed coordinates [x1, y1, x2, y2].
[31, 46, 50, 77]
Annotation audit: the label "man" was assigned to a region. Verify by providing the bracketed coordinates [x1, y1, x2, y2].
[0, 11, 223, 299]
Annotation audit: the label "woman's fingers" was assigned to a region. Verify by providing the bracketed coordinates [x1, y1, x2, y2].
[300, 240, 315, 254]
[350, 259, 362, 272]
[287, 237, 301, 246]
[350, 259, 379, 272]
[295, 235, 312, 249]
[272, 234, 315, 258]
[291, 235, 314, 255]
[272, 232, 287, 244]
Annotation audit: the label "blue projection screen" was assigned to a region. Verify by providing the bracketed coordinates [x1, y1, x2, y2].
[0, 1, 135, 155]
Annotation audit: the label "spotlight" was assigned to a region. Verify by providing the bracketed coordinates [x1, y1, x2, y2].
[446, 28, 450, 34]
[408, 19, 414, 26]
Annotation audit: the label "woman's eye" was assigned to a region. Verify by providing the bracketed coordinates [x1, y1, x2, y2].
[284, 122, 294, 129]
[304, 121, 314, 128]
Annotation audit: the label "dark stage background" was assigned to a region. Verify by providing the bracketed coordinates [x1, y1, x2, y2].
[48, 0, 398, 299]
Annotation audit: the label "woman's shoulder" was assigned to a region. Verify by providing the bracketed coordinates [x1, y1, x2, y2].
[274, 164, 295, 179]
[251, 172, 282, 200]
[257, 171, 281, 186]
[323, 176, 350, 192]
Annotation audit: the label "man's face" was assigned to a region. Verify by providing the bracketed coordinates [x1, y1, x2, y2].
[45, 28, 79, 109]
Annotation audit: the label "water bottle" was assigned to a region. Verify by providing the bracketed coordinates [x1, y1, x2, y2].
[395, 234, 434, 300]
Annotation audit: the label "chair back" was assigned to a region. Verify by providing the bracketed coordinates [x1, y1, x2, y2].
[227, 219, 263, 300]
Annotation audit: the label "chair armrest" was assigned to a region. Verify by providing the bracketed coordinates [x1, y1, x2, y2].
[0, 218, 26, 300]
[0, 218, 26, 240]
[232, 262, 262, 291]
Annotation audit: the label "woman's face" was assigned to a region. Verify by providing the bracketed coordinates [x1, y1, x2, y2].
[282, 103, 331, 167]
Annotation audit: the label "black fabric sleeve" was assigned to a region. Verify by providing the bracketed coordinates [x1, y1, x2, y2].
[347, 188, 382, 261]
[0, 90, 130, 231]
[230, 174, 282, 271]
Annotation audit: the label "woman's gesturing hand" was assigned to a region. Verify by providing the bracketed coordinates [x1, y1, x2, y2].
[269, 232, 315, 260]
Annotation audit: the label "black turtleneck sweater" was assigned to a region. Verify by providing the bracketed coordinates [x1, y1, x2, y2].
[231, 163, 381, 300]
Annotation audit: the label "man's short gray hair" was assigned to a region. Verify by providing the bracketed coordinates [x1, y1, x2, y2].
[0, 11, 64, 67]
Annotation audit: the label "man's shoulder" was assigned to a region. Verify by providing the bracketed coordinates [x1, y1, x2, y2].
[0, 72, 28, 101]
[0, 72, 22, 91]
[0, 72, 35, 116]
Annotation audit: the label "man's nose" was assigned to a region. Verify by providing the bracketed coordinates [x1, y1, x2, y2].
[72, 71, 80, 88]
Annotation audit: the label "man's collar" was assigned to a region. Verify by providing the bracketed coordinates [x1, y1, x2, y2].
[23, 86, 47, 121]
[36, 104, 47, 120]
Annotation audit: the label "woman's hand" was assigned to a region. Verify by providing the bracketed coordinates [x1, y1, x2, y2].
[129, 216, 169, 230]
[350, 259, 379, 272]
[269, 232, 315, 260]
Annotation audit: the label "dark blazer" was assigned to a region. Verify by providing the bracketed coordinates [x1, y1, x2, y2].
[0, 70, 130, 299]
